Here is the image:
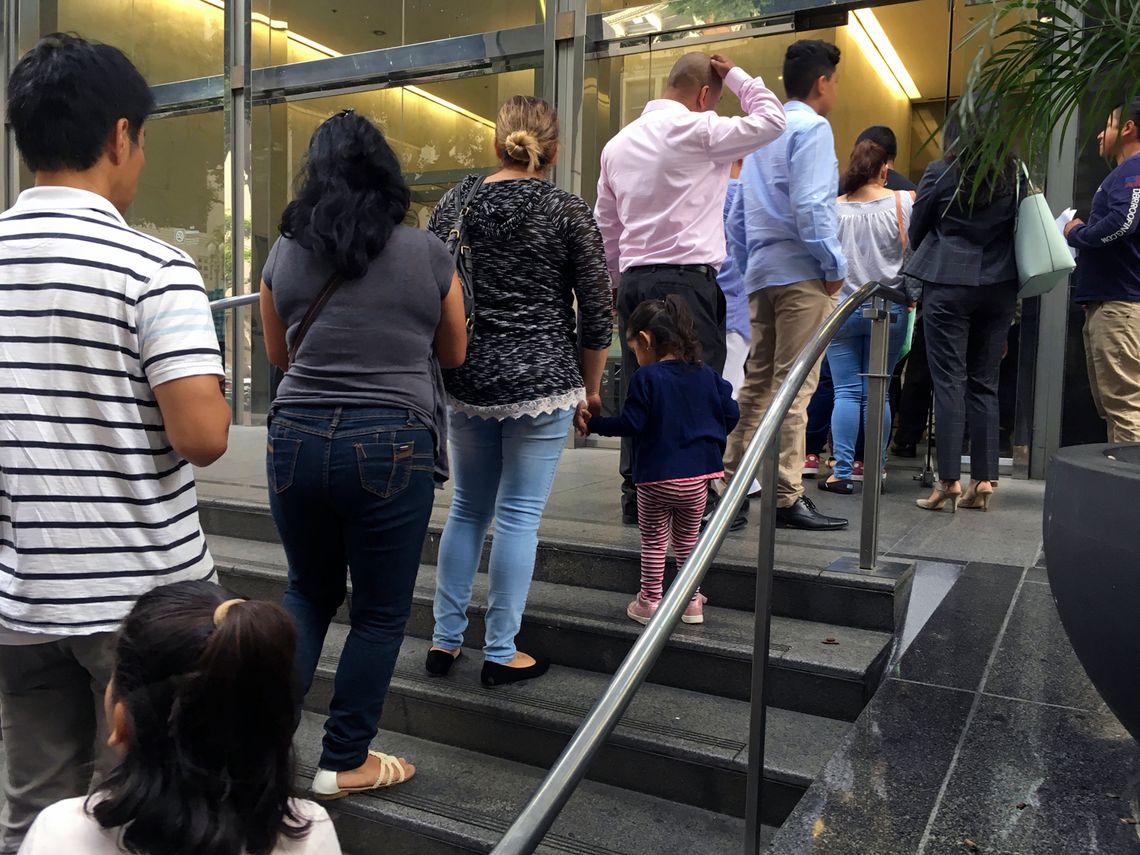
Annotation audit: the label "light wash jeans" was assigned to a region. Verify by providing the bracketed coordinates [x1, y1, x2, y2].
[825, 304, 908, 481]
[432, 407, 573, 664]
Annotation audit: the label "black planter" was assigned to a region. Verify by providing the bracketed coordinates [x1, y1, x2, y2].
[1044, 444, 1140, 744]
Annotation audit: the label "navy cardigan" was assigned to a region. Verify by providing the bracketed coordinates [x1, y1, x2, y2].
[589, 360, 739, 484]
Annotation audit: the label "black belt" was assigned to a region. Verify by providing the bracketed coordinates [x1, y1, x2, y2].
[625, 263, 717, 279]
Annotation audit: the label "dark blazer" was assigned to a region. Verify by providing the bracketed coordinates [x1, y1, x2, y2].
[907, 159, 1020, 287]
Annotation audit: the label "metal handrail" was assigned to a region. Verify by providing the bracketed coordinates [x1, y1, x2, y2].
[209, 292, 259, 313]
[492, 279, 908, 855]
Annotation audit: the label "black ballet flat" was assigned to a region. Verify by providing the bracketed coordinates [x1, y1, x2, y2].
[818, 478, 856, 495]
[425, 648, 461, 677]
[481, 655, 550, 687]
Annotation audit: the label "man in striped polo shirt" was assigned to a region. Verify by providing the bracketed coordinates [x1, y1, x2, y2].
[0, 34, 230, 850]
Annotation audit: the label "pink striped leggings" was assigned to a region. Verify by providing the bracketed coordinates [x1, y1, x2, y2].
[635, 479, 709, 603]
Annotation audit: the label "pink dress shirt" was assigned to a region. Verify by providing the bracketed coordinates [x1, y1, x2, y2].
[594, 67, 786, 286]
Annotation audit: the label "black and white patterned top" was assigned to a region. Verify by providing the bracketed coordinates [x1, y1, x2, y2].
[427, 176, 614, 419]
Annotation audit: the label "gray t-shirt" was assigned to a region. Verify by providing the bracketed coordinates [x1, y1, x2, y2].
[263, 225, 453, 424]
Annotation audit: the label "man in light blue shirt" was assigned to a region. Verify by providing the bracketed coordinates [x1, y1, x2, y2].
[720, 39, 848, 531]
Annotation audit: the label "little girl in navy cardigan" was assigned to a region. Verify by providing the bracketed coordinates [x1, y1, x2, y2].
[576, 297, 739, 625]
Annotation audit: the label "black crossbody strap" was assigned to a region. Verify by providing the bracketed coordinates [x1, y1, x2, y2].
[287, 270, 344, 366]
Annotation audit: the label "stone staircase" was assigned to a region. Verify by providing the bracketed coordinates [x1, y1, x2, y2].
[201, 496, 913, 853]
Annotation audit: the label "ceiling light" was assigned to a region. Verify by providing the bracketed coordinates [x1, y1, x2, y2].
[849, 9, 921, 100]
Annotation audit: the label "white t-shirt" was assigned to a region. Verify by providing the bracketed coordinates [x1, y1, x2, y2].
[17, 797, 342, 854]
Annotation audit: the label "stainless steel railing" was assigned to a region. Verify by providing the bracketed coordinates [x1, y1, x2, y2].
[493, 279, 909, 855]
[208, 292, 259, 313]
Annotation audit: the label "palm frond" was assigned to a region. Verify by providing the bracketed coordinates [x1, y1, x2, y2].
[952, 0, 1140, 198]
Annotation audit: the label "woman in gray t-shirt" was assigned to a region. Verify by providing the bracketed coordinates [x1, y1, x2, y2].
[258, 110, 466, 799]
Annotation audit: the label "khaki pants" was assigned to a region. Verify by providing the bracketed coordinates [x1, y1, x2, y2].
[725, 279, 836, 507]
[0, 633, 116, 854]
[1084, 301, 1140, 443]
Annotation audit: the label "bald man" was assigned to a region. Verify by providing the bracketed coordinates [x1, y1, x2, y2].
[595, 51, 786, 524]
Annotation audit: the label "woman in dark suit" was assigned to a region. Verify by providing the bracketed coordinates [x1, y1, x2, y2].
[908, 118, 1021, 513]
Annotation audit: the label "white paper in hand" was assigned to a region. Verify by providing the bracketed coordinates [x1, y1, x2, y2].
[1056, 208, 1078, 259]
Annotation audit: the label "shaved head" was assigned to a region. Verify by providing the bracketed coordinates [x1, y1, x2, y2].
[666, 52, 720, 96]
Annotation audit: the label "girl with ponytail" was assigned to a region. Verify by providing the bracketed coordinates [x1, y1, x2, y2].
[18, 582, 341, 855]
[577, 296, 739, 626]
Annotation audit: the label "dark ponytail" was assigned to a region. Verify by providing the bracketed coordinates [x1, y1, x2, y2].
[842, 139, 889, 195]
[627, 295, 703, 365]
[91, 581, 308, 855]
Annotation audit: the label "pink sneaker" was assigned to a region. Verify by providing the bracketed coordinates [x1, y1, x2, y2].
[626, 594, 658, 625]
[803, 454, 820, 478]
[852, 460, 865, 482]
[682, 593, 708, 625]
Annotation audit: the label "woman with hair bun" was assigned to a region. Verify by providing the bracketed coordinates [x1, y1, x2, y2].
[425, 95, 613, 687]
[818, 139, 912, 495]
[18, 581, 342, 854]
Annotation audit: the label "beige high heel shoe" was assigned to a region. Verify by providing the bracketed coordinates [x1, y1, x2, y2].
[915, 482, 962, 513]
[958, 481, 995, 511]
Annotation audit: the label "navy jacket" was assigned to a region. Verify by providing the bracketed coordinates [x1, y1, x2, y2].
[1068, 152, 1140, 303]
[589, 360, 739, 484]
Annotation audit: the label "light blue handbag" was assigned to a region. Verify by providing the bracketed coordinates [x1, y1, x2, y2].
[1014, 162, 1076, 299]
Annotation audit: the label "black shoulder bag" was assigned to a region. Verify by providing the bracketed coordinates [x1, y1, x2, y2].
[444, 176, 486, 336]
[287, 270, 345, 366]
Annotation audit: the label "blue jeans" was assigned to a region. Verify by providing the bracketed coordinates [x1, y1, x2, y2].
[267, 406, 435, 771]
[433, 407, 573, 664]
[826, 305, 908, 480]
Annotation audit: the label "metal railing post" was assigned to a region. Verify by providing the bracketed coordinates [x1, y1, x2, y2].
[859, 297, 891, 570]
[744, 439, 780, 853]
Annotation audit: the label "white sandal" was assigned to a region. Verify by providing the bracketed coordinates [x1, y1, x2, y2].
[311, 749, 414, 800]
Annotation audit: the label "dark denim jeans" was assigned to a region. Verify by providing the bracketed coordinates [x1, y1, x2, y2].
[267, 405, 435, 771]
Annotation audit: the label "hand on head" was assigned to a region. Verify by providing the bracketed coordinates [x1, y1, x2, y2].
[710, 54, 735, 79]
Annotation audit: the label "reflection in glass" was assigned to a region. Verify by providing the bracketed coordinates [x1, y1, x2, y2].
[251, 1, 544, 67]
[39, 0, 225, 84]
[129, 111, 231, 403]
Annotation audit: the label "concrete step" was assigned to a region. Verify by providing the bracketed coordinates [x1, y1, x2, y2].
[210, 536, 893, 720]
[307, 632, 848, 824]
[294, 710, 770, 854]
[199, 496, 912, 632]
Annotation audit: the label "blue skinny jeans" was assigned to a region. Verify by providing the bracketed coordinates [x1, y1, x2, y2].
[432, 407, 573, 664]
[825, 305, 908, 481]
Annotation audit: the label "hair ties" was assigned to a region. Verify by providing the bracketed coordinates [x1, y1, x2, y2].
[213, 598, 245, 627]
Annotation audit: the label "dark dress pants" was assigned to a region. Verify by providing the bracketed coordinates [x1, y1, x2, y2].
[617, 265, 726, 515]
[894, 311, 933, 447]
[922, 282, 1018, 482]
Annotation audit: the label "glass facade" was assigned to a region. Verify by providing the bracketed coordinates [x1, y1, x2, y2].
[3, 0, 1073, 474]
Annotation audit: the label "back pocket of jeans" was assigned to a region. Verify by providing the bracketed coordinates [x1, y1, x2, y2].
[355, 441, 414, 498]
[267, 436, 302, 494]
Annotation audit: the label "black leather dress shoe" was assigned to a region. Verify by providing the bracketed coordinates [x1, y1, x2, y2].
[701, 493, 749, 532]
[776, 496, 847, 531]
[481, 655, 551, 687]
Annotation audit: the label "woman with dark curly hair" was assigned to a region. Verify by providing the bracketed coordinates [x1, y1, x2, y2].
[258, 110, 466, 796]
[18, 581, 341, 854]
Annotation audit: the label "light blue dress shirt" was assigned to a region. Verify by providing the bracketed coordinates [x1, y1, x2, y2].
[717, 179, 750, 339]
[727, 100, 847, 293]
